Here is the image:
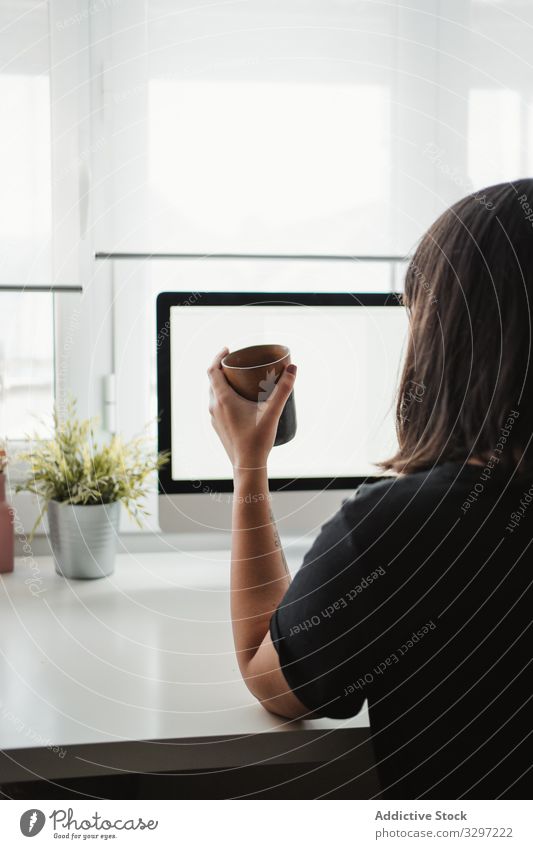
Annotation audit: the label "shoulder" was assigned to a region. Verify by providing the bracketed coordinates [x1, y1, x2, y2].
[302, 466, 457, 568]
[347, 466, 454, 511]
[342, 470, 426, 514]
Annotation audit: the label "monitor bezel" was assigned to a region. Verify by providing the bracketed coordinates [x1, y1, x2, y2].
[157, 291, 403, 494]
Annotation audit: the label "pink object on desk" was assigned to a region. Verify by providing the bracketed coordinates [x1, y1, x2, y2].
[0, 473, 14, 573]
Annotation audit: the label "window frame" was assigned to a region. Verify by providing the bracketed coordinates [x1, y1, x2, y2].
[18, 0, 521, 538]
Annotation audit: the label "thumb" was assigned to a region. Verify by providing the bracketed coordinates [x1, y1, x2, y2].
[268, 364, 297, 415]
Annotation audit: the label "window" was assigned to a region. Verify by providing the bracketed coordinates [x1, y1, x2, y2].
[147, 79, 391, 255]
[6, 0, 533, 530]
[0, 0, 55, 440]
[100, 0, 533, 457]
[0, 2, 52, 289]
[96, 0, 399, 255]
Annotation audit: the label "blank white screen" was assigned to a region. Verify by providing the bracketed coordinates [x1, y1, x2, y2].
[170, 304, 408, 482]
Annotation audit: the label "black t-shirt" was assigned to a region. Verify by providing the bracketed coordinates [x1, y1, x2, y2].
[270, 461, 533, 799]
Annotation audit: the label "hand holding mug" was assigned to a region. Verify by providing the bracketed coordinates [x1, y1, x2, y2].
[207, 345, 297, 471]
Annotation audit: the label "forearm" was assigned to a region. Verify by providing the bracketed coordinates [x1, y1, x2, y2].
[231, 466, 291, 671]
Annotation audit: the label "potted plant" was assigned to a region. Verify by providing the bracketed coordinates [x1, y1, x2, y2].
[17, 403, 169, 579]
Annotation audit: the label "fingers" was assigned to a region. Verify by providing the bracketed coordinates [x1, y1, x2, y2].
[207, 347, 230, 396]
[208, 350, 297, 419]
[209, 347, 229, 371]
[267, 364, 297, 415]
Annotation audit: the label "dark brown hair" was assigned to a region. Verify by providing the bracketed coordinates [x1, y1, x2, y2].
[381, 179, 533, 476]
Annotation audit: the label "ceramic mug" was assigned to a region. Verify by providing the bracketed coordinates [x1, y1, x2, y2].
[221, 344, 297, 446]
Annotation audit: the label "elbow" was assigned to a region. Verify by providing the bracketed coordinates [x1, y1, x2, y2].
[238, 638, 317, 719]
[257, 694, 309, 721]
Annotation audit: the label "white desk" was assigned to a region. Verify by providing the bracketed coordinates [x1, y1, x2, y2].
[0, 546, 372, 787]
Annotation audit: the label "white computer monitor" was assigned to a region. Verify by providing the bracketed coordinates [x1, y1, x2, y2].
[157, 292, 408, 493]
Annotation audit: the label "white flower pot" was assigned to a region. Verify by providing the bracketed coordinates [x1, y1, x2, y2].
[47, 500, 120, 579]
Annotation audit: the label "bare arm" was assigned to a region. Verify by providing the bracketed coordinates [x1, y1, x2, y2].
[208, 350, 311, 718]
[230, 467, 289, 668]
